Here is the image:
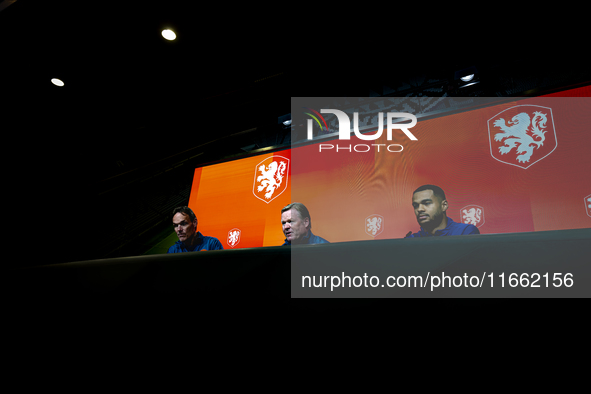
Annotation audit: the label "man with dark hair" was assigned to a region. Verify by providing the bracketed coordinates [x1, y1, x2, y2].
[281, 202, 329, 245]
[405, 185, 480, 238]
[167, 206, 223, 253]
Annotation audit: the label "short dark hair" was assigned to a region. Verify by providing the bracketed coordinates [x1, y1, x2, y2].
[172, 206, 197, 223]
[413, 185, 446, 202]
[281, 202, 311, 229]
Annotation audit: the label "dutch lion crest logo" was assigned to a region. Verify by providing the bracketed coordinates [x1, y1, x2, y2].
[253, 156, 289, 203]
[365, 214, 384, 238]
[488, 105, 557, 169]
[227, 228, 241, 248]
[460, 205, 484, 228]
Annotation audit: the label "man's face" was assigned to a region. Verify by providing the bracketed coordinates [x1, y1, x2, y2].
[281, 209, 310, 244]
[172, 212, 197, 243]
[412, 190, 448, 228]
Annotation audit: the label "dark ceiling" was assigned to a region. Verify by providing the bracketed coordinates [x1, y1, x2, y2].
[4, 1, 589, 183]
[2, 0, 292, 182]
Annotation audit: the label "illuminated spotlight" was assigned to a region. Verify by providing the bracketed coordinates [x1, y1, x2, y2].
[51, 78, 64, 86]
[278, 114, 292, 130]
[459, 81, 480, 88]
[454, 66, 479, 90]
[162, 29, 176, 40]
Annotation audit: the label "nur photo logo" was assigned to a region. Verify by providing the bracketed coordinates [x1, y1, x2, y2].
[304, 107, 418, 153]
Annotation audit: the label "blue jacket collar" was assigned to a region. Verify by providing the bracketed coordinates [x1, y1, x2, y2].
[284, 230, 312, 246]
[418, 217, 455, 236]
[176, 231, 204, 250]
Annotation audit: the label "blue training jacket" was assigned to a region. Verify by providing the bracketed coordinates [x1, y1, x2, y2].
[405, 217, 480, 238]
[167, 231, 224, 253]
[282, 231, 330, 246]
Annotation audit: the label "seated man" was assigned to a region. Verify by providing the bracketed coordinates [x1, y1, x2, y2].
[167, 206, 223, 253]
[406, 185, 480, 238]
[281, 202, 329, 245]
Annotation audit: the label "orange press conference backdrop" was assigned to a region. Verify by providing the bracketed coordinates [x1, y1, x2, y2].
[189, 86, 591, 249]
[188, 151, 292, 248]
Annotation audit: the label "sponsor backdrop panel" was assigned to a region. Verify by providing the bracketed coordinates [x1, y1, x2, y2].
[291, 143, 379, 242]
[184, 88, 590, 251]
[188, 150, 291, 249]
[291, 95, 591, 242]
[261, 152, 292, 246]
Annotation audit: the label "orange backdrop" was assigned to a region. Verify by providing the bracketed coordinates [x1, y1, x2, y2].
[188, 86, 591, 249]
[188, 151, 291, 248]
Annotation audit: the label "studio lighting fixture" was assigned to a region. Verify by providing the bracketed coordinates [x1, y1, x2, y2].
[162, 29, 176, 40]
[454, 66, 480, 90]
[278, 114, 292, 129]
[460, 81, 480, 88]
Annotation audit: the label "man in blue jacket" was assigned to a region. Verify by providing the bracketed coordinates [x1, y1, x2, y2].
[281, 202, 329, 246]
[167, 206, 223, 253]
[406, 185, 480, 238]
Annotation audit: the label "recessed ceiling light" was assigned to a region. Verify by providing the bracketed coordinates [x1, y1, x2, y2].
[51, 78, 64, 86]
[459, 81, 480, 88]
[162, 29, 176, 40]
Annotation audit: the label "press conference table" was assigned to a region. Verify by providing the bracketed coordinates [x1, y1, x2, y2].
[8, 228, 591, 301]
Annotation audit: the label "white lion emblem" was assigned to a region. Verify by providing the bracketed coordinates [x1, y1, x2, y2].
[366, 217, 382, 236]
[228, 230, 240, 247]
[462, 207, 482, 226]
[256, 160, 287, 200]
[492, 111, 547, 163]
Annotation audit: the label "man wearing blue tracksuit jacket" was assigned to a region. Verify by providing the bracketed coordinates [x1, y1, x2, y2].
[167, 206, 223, 253]
[281, 202, 330, 246]
[405, 185, 480, 238]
